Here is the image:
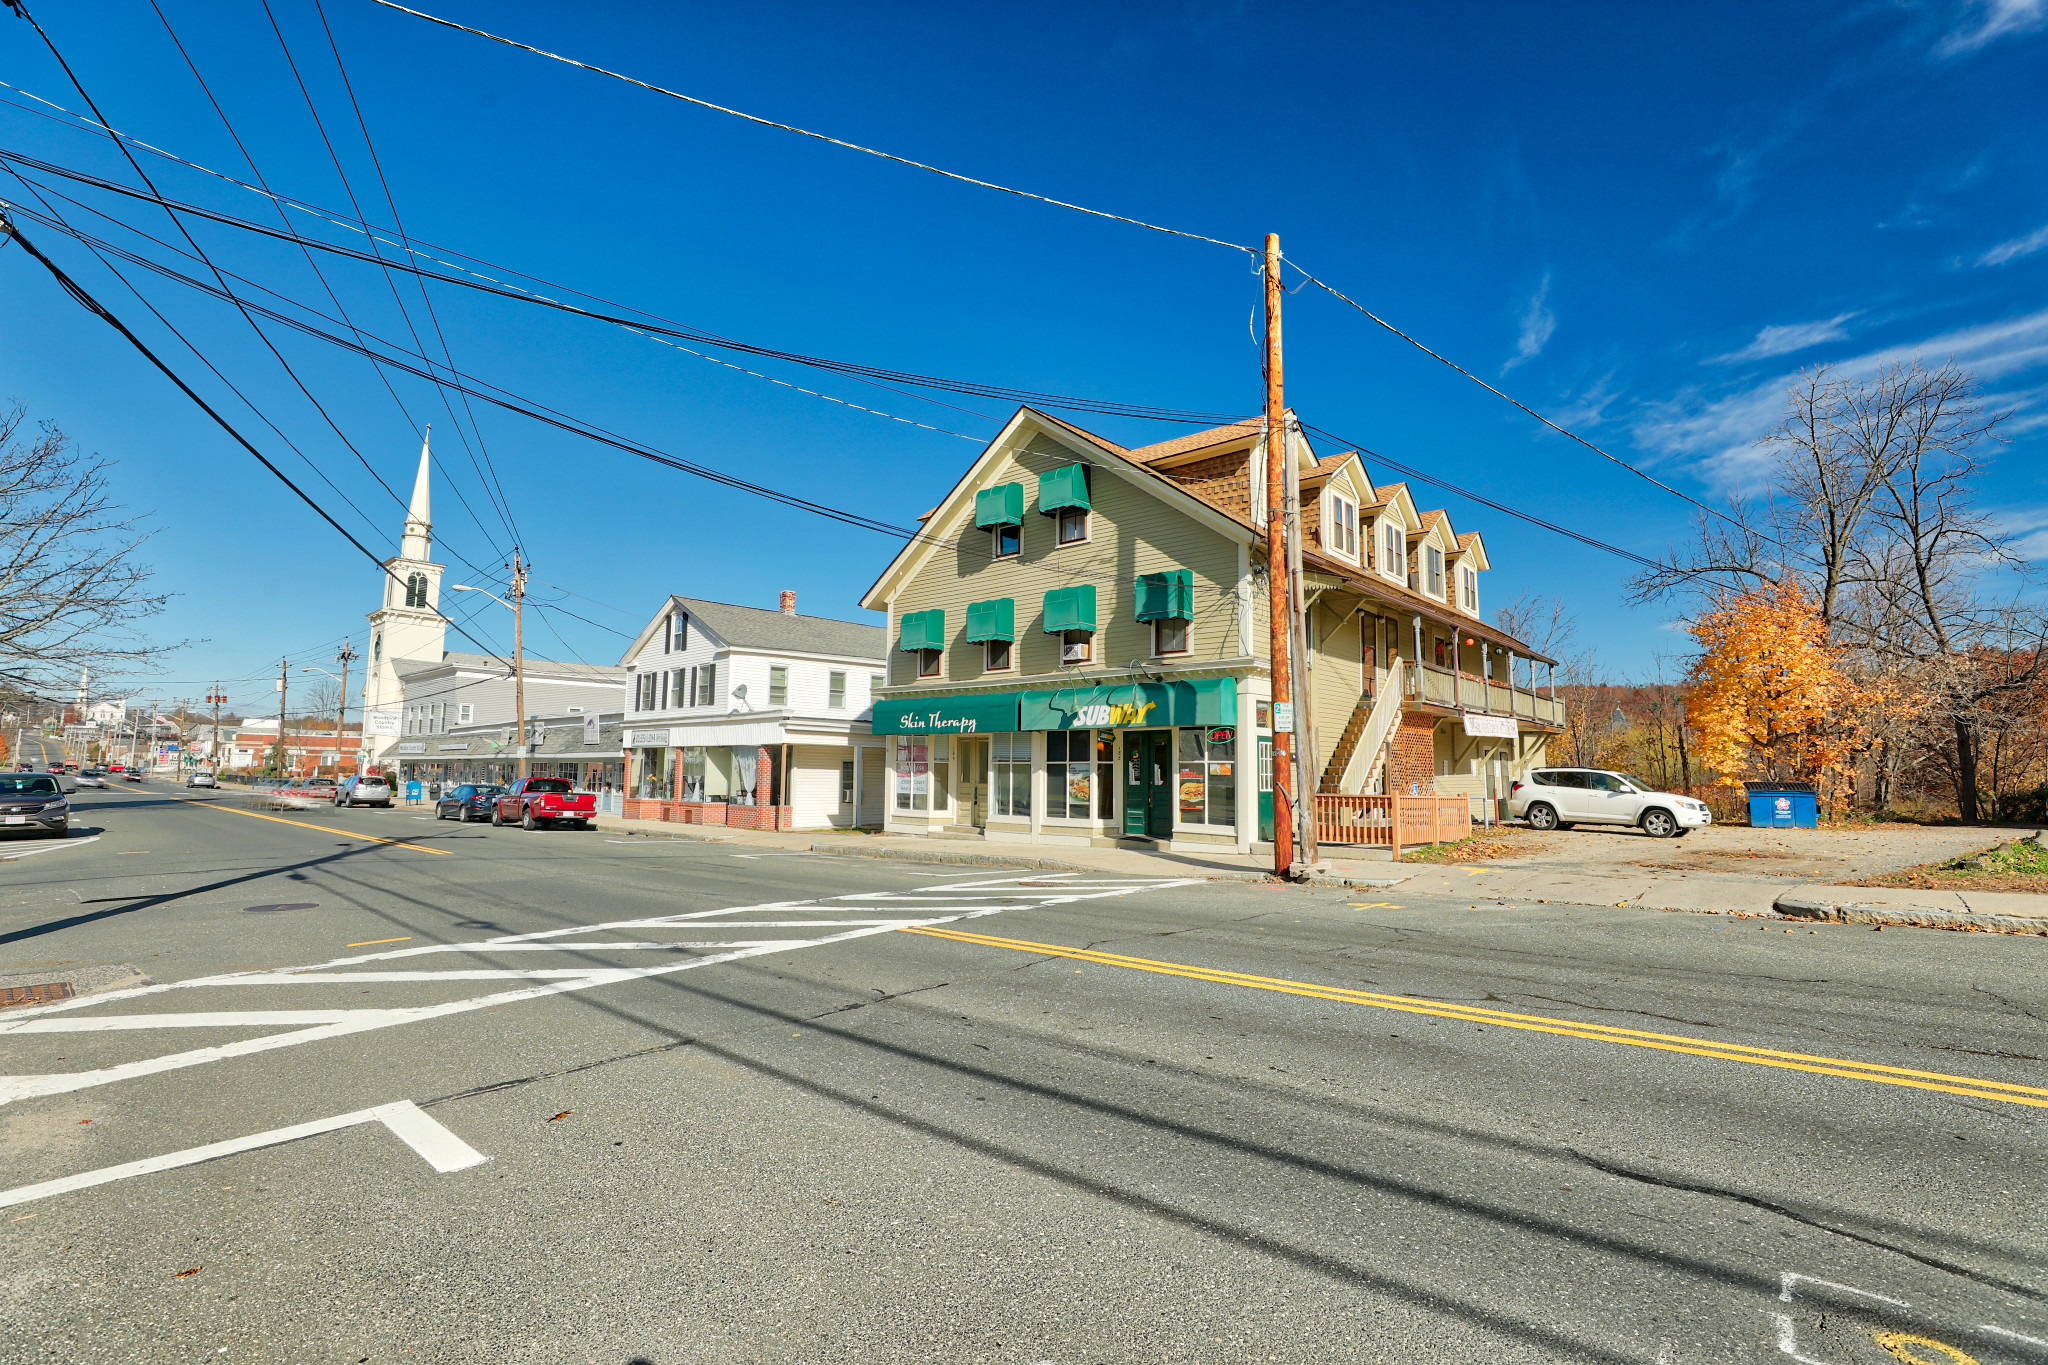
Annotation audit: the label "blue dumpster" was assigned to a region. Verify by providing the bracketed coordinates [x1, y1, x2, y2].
[1743, 781, 1817, 828]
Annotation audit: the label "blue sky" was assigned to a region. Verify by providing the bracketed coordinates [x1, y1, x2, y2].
[2, 0, 2044, 714]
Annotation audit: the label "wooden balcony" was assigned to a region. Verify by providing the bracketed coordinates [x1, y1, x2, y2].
[1407, 663, 1564, 727]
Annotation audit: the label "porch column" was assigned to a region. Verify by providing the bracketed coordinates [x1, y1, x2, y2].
[1480, 641, 1491, 706]
[1411, 614, 1423, 678]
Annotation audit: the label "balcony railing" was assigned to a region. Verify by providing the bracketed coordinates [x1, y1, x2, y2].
[1404, 662, 1565, 727]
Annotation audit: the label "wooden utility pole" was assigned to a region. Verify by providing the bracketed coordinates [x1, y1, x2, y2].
[273, 657, 289, 775]
[335, 639, 358, 776]
[1263, 233, 1295, 877]
[207, 685, 225, 773]
[512, 550, 529, 781]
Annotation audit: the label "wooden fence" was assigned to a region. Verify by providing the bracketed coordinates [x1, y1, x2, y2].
[1313, 794, 1470, 852]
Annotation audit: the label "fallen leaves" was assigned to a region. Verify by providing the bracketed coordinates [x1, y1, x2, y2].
[544, 1111, 571, 1123]
[174, 1266, 201, 1278]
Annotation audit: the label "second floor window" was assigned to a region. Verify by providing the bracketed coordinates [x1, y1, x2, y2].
[696, 666, 714, 706]
[458, 704, 472, 724]
[1153, 619, 1189, 656]
[769, 666, 789, 706]
[1056, 507, 1089, 546]
[1061, 629, 1093, 664]
[992, 524, 1020, 558]
[1327, 495, 1357, 558]
[985, 638, 1013, 672]
[828, 671, 846, 709]
[918, 648, 943, 678]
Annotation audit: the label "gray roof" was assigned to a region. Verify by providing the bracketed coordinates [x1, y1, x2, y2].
[670, 596, 884, 660]
[393, 651, 625, 681]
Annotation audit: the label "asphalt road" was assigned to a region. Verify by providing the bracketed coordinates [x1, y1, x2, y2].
[1, 780, 2043, 1364]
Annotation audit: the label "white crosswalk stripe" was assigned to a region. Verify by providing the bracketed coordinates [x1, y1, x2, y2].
[0, 873, 1197, 1105]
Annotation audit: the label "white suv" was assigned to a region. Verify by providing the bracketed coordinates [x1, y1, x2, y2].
[1508, 768, 1712, 839]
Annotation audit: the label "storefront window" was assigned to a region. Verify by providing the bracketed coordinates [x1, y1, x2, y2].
[1177, 728, 1236, 827]
[681, 747, 706, 802]
[992, 733, 1030, 817]
[1045, 730, 1091, 818]
[635, 747, 671, 800]
[896, 740, 930, 812]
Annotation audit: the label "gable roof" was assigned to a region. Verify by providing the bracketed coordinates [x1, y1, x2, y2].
[392, 651, 625, 682]
[1125, 418, 1259, 466]
[665, 596, 884, 659]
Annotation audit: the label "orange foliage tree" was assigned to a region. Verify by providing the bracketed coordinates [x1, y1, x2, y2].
[1684, 583, 1872, 802]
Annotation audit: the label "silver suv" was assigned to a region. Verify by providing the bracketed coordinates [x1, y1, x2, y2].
[1508, 768, 1712, 839]
[335, 774, 393, 808]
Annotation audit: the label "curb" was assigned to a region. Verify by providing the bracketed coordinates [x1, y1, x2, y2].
[593, 823, 734, 845]
[1774, 895, 2048, 936]
[806, 841, 1273, 877]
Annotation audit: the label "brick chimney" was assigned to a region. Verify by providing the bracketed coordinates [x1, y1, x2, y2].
[779, 590, 796, 616]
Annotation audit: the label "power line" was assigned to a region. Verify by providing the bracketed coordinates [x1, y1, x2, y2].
[1281, 256, 1758, 542]
[0, 211, 522, 679]
[371, 0, 1254, 256]
[0, 145, 1241, 427]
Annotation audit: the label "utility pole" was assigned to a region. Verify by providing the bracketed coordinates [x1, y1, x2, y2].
[511, 550, 529, 781]
[273, 657, 289, 776]
[335, 639, 358, 777]
[208, 685, 226, 773]
[1263, 232, 1295, 877]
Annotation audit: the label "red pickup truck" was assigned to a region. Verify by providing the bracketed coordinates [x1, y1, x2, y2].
[492, 777, 598, 831]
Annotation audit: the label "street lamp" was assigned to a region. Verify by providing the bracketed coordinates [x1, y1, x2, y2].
[450, 559, 528, 780]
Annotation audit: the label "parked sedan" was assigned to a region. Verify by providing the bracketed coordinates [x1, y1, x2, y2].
[434, 783, 505, 822]
[0, 772, 69, 837]
[185, 771, 218, 788]
[1508, 767, 1712, 838]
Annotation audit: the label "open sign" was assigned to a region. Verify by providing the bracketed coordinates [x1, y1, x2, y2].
[1206, 726, 1236, 745]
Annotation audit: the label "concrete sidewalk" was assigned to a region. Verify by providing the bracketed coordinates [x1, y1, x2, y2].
[589, 812, 2048, 930]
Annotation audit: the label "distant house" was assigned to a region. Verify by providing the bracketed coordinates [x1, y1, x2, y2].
[618, 591, 886, 830]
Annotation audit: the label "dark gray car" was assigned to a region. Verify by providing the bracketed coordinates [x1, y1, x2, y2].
[0, 772, 68, 838]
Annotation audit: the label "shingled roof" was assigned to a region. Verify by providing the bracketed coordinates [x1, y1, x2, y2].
[668, 596, 884, 659]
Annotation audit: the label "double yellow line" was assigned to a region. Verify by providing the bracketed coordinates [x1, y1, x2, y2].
[166, 792, 450, 855]
[903, 926, 2048, 1110]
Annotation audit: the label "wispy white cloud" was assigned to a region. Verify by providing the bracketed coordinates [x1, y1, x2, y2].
[1549, 372, 1619, 429]
[1709, 313, 1860, 364]
[1502, 273, 1554, 373]
[1977, 221, 2048, 267]
[1936, 0, 2046, 55]
[1993, 506, 2048, 561]
[1635, 305, 2048, 486]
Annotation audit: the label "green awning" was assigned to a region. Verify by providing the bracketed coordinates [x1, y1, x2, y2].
[1135, 569, 1194, 622]
[871, 692, 1020, 736]
[973, 482, 1023, 529]
[1037, 464, 1091, 515]
[897, 608, 945, 652]
[1020, 677, 1237, 730]
[964, 597, 1015, 642]
[1041, 584, 1097, 633]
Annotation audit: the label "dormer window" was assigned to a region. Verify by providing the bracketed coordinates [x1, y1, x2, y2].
[1326, 494, 1358, 560]
[1425, 546, 1445, 598]
[1383, 522, 1405, 582]
[1460, 565, 1479, 613]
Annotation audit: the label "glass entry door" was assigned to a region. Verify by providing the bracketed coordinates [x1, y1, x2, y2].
[960, 737, 989, 828]
[1122, 731, 1174, 839]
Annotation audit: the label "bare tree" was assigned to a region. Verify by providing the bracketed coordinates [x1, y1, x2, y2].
[0, 404, 179, 688]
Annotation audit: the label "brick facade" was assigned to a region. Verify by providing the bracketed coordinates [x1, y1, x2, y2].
[1386, 713, 1438, 795]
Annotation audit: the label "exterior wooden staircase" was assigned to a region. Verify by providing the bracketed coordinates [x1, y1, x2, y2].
[1319, 692, 1377, 794]
[1317, 664, 1408, 796]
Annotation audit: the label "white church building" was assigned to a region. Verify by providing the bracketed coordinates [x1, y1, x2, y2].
[359, 438, 625, 774]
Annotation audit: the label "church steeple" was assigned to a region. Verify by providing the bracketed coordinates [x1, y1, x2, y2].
[401, 427, 433, 561]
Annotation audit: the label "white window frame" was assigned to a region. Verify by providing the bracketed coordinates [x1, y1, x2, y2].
[696, 666, 714, 707]
[768, 665, 789, 707]
[1055, 507, 1090, 547]
[1326, 493, 1358, 561]
[1426, 546, 1446, 599]
[1384, 522, 1407, 584]
[991, 524, 1021, 559]
[828, 670, 847, 709]
[1461, 565, 1479, 614]
[1151, 618, 1190, 657]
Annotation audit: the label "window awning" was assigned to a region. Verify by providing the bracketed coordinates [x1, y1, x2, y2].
[1041, 584, 1097, 633]
[871, 693, 1020, 736]
[964, 597, 1015, 642]
[1135, 569, 1193, 623]
[973, 482, 1024, 529]
[897, 608, 945, 652]
[1019, 677, 1236, 730]
[1037, 464, 1091, 515]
